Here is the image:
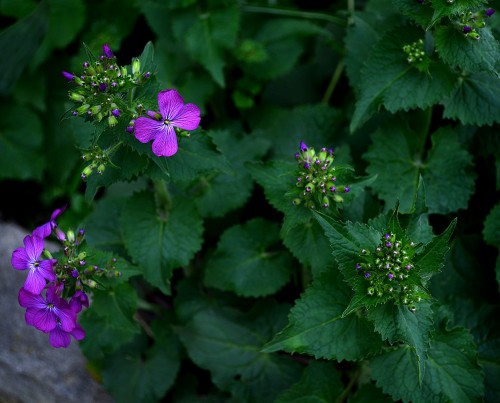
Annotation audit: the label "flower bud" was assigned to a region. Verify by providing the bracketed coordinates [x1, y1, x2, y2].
[132, 58, 141, 75]
[97, 164, 106, 174]
[82, 164, 94, 179]
[55, 227, 66, 241]
[90, 105, 102, 115]
[67, 230, 75, 243]
[77, 104, 90, 114]
[108, 115, 118, 127]
[62, 71, 75, 81]
[102, 43, 114, 58]
[70, 92, 85, 102]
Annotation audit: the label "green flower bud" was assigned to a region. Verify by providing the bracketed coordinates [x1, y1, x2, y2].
[70, 92, 85, 102]
[132, 58, 141, 75]
[97, 164, 106, 175]
[76, 104, 90, 114]
[77, 252, 87, 260]
[108, 115, 118, 127]
[90, 105, 102, 115]
[82, 164, 94, 178]
[292, 198, 301, 205]
[67, 230, 75, 243]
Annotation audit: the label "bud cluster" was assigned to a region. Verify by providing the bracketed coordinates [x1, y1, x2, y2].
[80, 144, 119, 180]
[403, 39, 426, 64]
[456, 8, 496, 41]
[292, 141, 350, 209]
[63, 44, 152, 127]
[355, 232, 426, 312]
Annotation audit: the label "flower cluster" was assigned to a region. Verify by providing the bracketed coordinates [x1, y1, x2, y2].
[62, 44, 150, 127]
[11, 207, 120, 347]
[292, 141, 350, 209]
[355, 232, 426, 312]
[457, 8, 496, 41]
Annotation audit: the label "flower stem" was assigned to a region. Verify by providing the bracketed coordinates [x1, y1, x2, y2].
[240, 4, 346, 26]
[322, 61, 344, 105]
[154, 179, 172, 218]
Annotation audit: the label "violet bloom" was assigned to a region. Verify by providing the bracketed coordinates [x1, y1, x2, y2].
[102, 44, 114, 58]
[300, 141, 308, 152]
[11, 235, 57, 295]
[62, 71, 75, 81]
[33, 206, 66, 239]
[49, 321, 85, 348]
[486, 8, 495, 17]
[18, 287, 76, 333]
[70, 290, 89, 313]
[134, 89, 201, 157]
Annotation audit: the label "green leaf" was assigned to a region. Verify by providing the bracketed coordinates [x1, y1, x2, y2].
[121, 191, 204, 294]
[484, 202, 500, 247]
[263, 269, 384, 361]
[364, 124, 476, 214]
[393, 0, 434, 28]
[204, 218, 292, 297]
[176, 302, 302, 402]
[101, 321, 181, 403]
[367, 301, 434, 383]
[351, 383, 394, 403]
[170, 2, 240, 86]
[430, 0, 490, 27]
[371, 324, 484, 403]
[0, 104, 45, 180]
[414, 218, 456, 280]
[32, 0, 86, 66]
[274, 360, 344, 403]
[402, 177, 434, 245]
[192, 130, 270, 218]
[167, 134, 233, 183]
[434, 26, 500, 72]
[351, 25, 457, 132]
[0, 2, 47, 95]
[442, 70, 500, 126]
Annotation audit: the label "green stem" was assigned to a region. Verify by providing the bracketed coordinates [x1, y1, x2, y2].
[154, 179, 172, 212]
[347, 0, 355, 25]
[322, 61, 344, 104]
[336, 367, 361, 403]
[417, 107, 432, 157]
[240, 4, 346, 26]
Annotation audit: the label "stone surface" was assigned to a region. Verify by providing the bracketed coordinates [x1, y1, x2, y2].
[0, 221, 113, 403]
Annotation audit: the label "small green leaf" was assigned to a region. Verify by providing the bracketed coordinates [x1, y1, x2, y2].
[275, 360, 344, 403]
[263, 269, 384, 361]
[430, 0, 490, 27]
[0, 104, 45, 180]
[484, 203, 500, 247]
[442, 70, 500, 126]
[371, 323, 484, 402]
[393, 0, 434, 28]
[121, 191, 203, 294]
[204, 218, 292, 297]
[176, 302, 302, 402]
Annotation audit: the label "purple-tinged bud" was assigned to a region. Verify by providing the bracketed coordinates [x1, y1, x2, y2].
[463, 25, 473, 33]
[344, 186, 350, 193]
[405, 264, 413, 270]
[112, 257, 117, 263]
[486, 8, 495, 17]
[385, 241, 392, 248]
[387, 273, 394, 280]
[300, 141, 308, 152]
[112, 109, 121, 117]
[102, 44, 114, 58]
[297, 177, 302, 182]
[83, 61, 90, 68]
[55, 227, 66, 241]
[111, 81, 118, 87]
[79, 260, 86, 266]
[147, 110, 162, 120]
[304, 162, 310, 169]
[62, 71, 75, 81]
[364, 272, 371, 279]
[126, 125, 134, 133]
[294, 152, 300, 159]
[384, 234, 391, 239]
[355, 263, 362, 270]
[315, 159, 321, 165]
[144, 72, 151, 78]
[71, 269, 79, 278]
[329, 186, 336, 192]
[72, 111, 78, 116]
[305, 184, 313, 192]
[99, 83, 108, 92]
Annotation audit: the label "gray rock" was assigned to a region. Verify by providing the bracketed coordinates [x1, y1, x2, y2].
[0, 221, 113, 403]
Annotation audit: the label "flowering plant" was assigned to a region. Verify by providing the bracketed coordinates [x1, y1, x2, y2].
[3, 1, 500, 402]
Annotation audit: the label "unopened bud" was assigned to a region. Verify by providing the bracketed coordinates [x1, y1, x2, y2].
[70, 92, 85, 102]
[67, 230, 75, 243]
[132, 58, 141, 75]
[76, 104, 90, 114]
[97, 164, 106, 174]
[108, 115, 118, 127]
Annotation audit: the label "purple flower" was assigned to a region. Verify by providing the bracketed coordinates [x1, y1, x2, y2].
[33, 206, 66, 239]
[486, 8, 495, 17]
[463, 25, 473, 33]
[11, 235, 57, 295]
[134, 89, 201, 157]
[102, 44, 114, 58]
[99, 83, 108, 92]
[49, 322, 85, 348]
[62, 71, 75, 81]
[18, 287, 76, 333]
[300, 141, 308, 152]
[70, 290, 89, 313]
[112, 109, 120, 117]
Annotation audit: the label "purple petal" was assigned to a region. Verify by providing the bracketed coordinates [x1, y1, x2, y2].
[102, 44, 114, 58]
[56, 306, 76, 333]
[11, 247, 29, 270]
[134, 117, 164, 143]
[24, 235, 43, 262]
[18, 288, 45, 308]
[38, 259, 57, 282]
[27, 307, 57, 332]
[33, 223, 52, 239]
[152, 125, 178, 157]
[62, 71, 74, 81]
[49, 325, 72, 348]
[50, 206, 66, 221]
[24, 268, 48, 295]
[71, 323, 85, 340]
[158, 89, 184, 121]
[171, 103, 201, 131]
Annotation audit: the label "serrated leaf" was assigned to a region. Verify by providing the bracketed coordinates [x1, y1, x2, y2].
[403, 176, 434, 245]
[101, 321, 180, 403]
[263, 269, 384, 361]
[371, 324, 484, 403]
[434, 26, 500, 72]
[274, 361, 343, 403]
[483, 203, 500, 247]
[367, 301, 434, 383]
[393, 0, 434, 27]
[176, 302, 302, 402]
[364, 124, 476, 214]
[192, 130, 270, 218]
[204, 218, 292, 297]
[441, 71, 500, 126]
[121, 191, 203, 294]
[430, 0, 490, 27]
[0, 2, 47, 95]
[351, 25, 457, 132]
[0, 104, 45, 180]
[414, 218, 456, 280]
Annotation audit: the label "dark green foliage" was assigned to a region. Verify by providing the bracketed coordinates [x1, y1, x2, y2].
[3, 0, 499, 402]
